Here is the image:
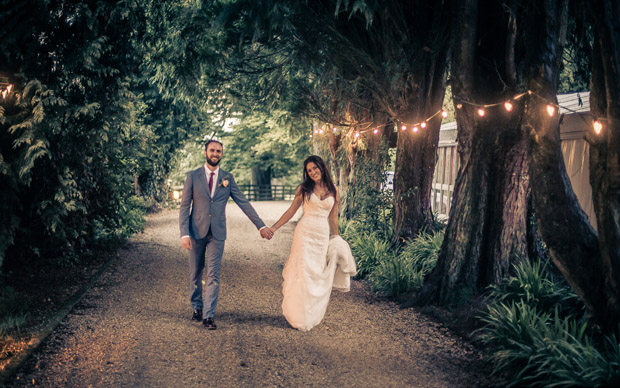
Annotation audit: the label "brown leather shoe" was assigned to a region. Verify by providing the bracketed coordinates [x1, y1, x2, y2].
[203, 317, 217, 330]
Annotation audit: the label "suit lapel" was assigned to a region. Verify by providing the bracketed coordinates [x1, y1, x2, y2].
[196, 166, 211, 199]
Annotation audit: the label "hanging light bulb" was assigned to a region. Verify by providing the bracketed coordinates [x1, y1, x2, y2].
[319, 129, 324, 134]
[413, 126, 418, 133]
[354, 132, 360, 138]
[420, 122, 427, 128]
[373, 128, 379, 134]
[593, 120, 603, 135]
[504, 101, 513, 112]
[401, 125, 407, 131]
[477, 108, 485, 117]
[546, 104, 555, 116]
[456, 104, 463, 109]
[441, 110, 448, 118]
[333, 127, 337, 132]
[314, 129, 318, 134]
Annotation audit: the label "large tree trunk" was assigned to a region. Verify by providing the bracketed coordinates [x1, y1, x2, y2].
[525, 0, 620, 332]
[391, 1, 450, 242]
[588, 0, 620, 322]
[407, 0, 534, 306]
[392, 102, 443, 241]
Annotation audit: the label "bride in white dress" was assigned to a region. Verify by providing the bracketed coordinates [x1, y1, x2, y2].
[269, 155, 356, 331]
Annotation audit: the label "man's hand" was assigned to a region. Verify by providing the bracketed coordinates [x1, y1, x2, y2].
[181, 236, 192, 250]
[260, 227, 274, 240]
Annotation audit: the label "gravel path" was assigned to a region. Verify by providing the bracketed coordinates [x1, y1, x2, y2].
[7, 202, 490, 387]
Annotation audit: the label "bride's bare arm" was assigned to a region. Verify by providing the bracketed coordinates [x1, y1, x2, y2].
[328, 188, 340, 237]
[271, 188, 304, 233]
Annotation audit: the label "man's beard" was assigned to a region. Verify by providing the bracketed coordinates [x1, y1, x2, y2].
[207, 157, 221, 167]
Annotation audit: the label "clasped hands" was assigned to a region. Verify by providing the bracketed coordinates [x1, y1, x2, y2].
[260, 226, 275, 240]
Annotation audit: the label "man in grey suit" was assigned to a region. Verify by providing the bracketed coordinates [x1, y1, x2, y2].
[179, 139, 273, 330]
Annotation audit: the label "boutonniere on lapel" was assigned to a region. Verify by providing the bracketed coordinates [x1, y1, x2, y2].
[219, 176, 230, 188]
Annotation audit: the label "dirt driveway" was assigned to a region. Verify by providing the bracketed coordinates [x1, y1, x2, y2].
[7, 202, 490, 387]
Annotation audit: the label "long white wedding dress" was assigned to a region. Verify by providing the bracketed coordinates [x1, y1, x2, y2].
[282, 193, 357, 331]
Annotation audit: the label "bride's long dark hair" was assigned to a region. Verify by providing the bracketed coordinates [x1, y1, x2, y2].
[299, 155, 337, 202]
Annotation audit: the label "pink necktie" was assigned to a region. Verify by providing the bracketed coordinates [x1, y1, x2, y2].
[208, 172, 215, 193]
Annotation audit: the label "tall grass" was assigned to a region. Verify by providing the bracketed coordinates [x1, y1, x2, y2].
[368, 231, 443, 298]
[369, 254, 422, 297]
[478, 260, 620, 387]
[348, 232, 393, 278]
[487, 259, 585, 319]
[0, 285, 29, 338]
[399, 231, 443, 277]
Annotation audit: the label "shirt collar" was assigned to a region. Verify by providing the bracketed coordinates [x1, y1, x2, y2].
[204, 164, 220, 175]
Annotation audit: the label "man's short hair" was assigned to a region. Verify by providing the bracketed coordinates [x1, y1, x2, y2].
[205, 139, 223, 150]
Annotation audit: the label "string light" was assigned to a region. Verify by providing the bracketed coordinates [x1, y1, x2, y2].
[310, 90, 606, 139]
[593, 120, 603, 135]
[0, 81, 13, 100]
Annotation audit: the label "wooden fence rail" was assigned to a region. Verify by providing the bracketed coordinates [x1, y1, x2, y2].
[238, 185, 297, 201]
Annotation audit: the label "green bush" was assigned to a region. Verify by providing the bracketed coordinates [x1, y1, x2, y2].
[339, 217, 362, 241]
[368, 231, 443, 298]
[91, 196, 147, 250]
[399, 231, 443, 277]
[369, 254, 421, 298]
[477, 260, 620, 387]
[479, 301, 620, 387]
[487, 259, 584, 319]
[349, 232, 392, 278]
[0, 285, 29, 338]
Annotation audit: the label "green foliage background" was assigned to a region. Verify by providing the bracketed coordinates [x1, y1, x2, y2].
[0, 1, 201, 269]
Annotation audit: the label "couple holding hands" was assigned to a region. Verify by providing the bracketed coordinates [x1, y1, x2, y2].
[179, 140, 356, 331]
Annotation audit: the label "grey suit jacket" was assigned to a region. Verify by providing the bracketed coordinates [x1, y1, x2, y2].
[179, 166, 265, 241]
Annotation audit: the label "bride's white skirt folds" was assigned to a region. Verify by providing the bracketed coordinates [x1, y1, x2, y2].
[282, 194, 357, 331]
